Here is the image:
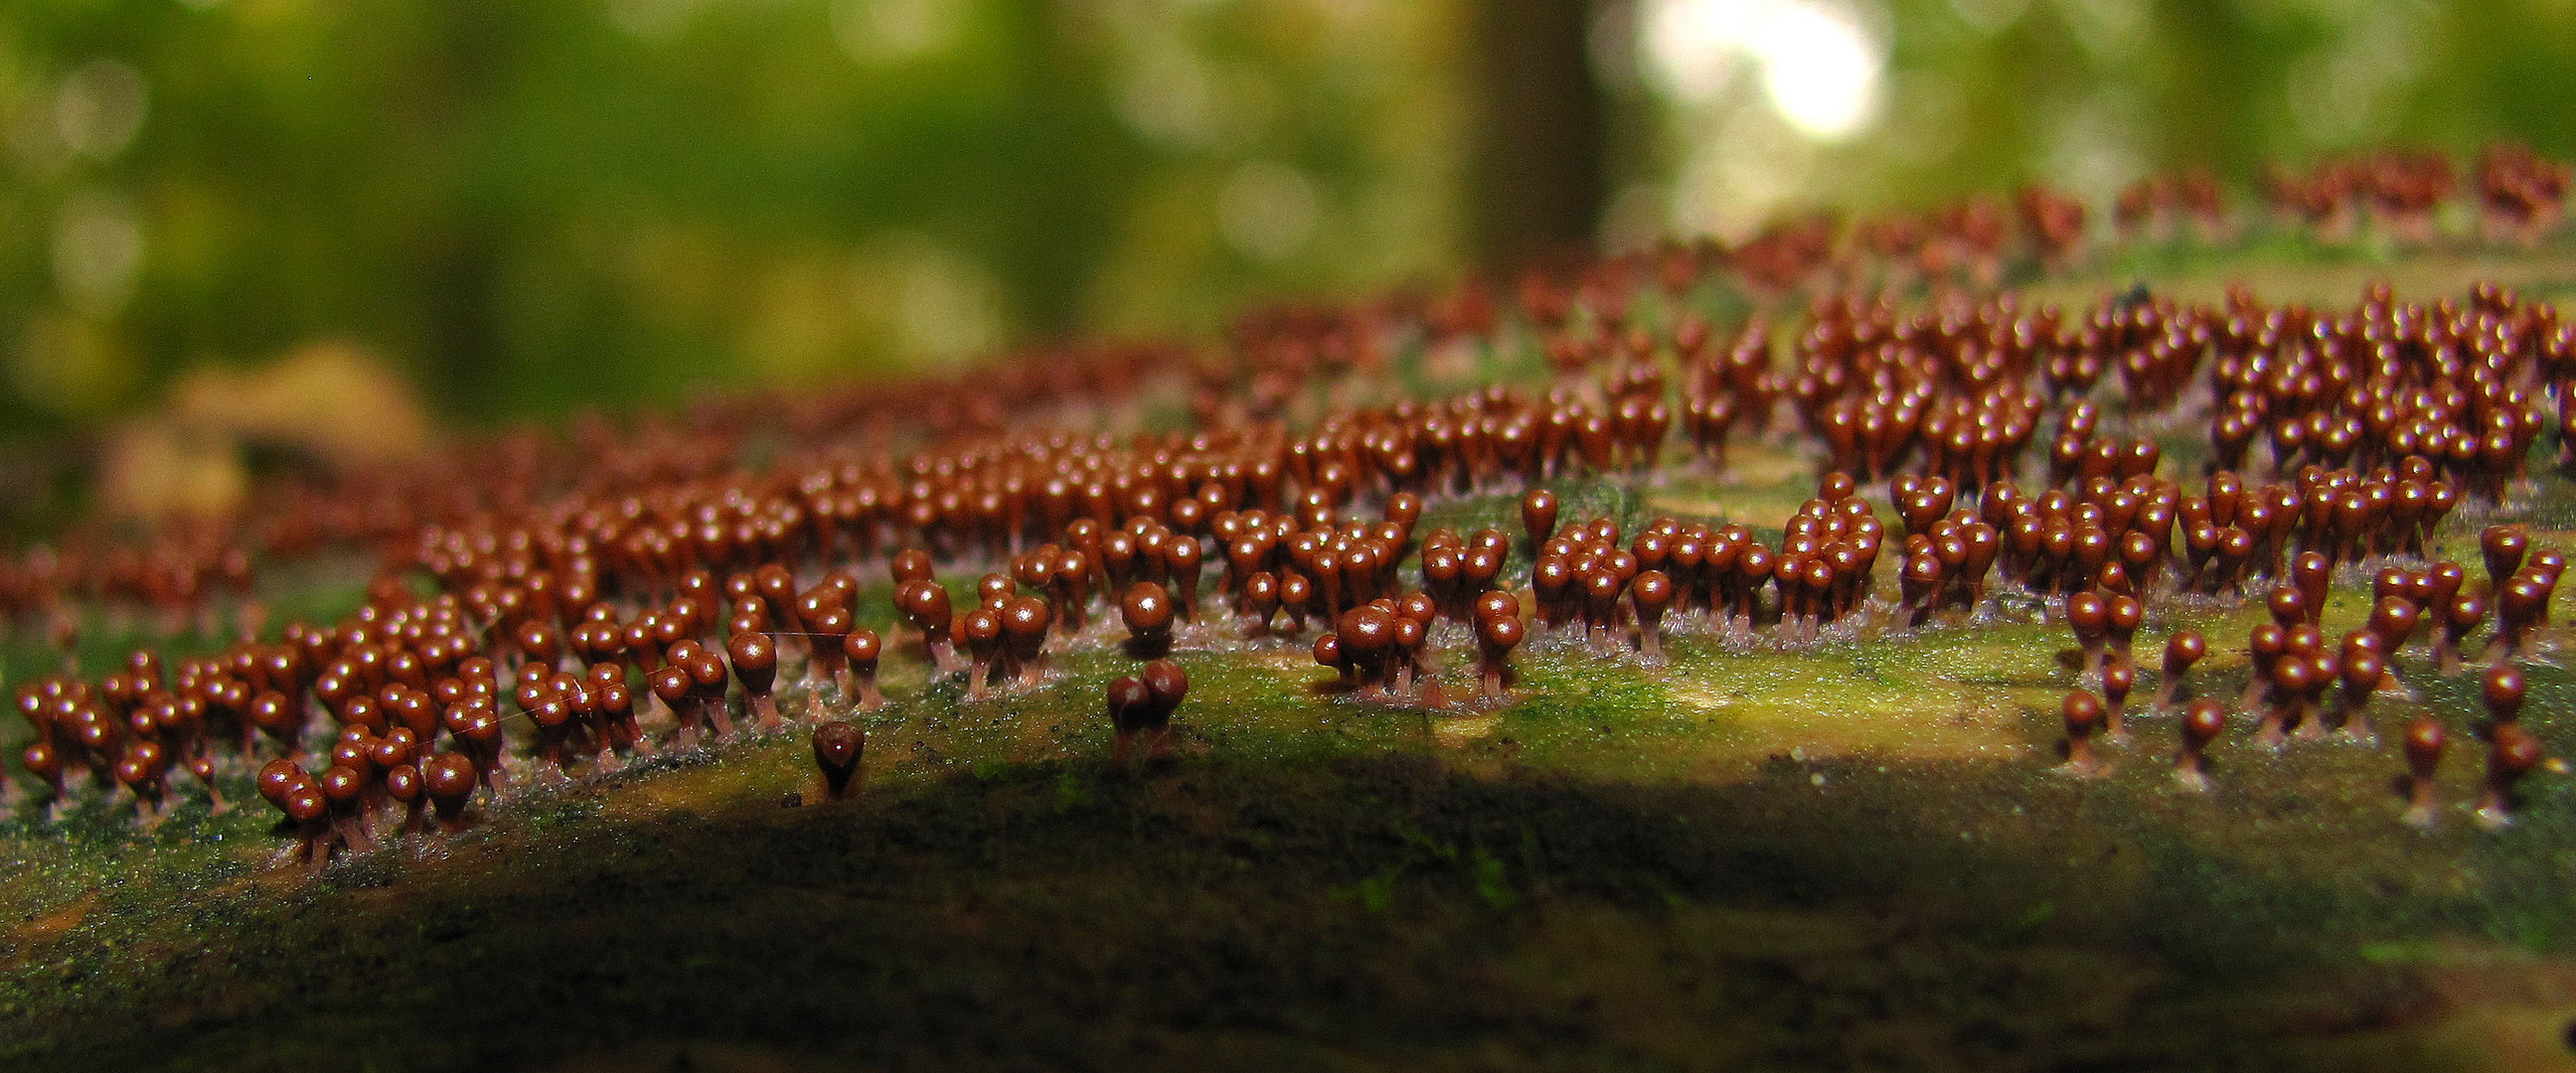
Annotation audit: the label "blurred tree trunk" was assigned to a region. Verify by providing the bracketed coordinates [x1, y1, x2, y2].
[1467, 1, 1609, 269]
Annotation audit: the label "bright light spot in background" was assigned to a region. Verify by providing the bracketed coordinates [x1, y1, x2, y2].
[1755, 2, 1880, 139]
[55, 189, 144, 316]
[56, 59, 147, 159]
[831, 0, 966, 65]
[1217, 159, 1320, 263]
[1643, 0, 1756, 103]
[1641, 0, 1883, 141]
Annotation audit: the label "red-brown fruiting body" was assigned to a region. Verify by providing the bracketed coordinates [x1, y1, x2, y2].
[1105, 674, 1153, 768]
[896, 580, 961, 674]
[1165, 538, 1203, 621]
[812, 720, 865, 800]
[2437, 592, 2487, 675]
[2100, 662, 2134, 738]
[2401, 715, 2445, 827]
[2290, 552, 2331, 623]
[1002, 596, 1051, 687]
[423, 752, 478, 834]
[976, 572, 1015, 611]
[2477, 723, 2550, 828]
[684, 643, 733, 741]
[728, 629, 781, 731]
[1313, 632, 1348, 685]
[1121, 581, 1175, 658]
[1139, 659, 1189, 761]
[1631, 570, 1674, 663]
[1240, 571, 1281, 638]
[2153, 631, 2205, 712]
[1335, 604, 1398, 697]
[1522, 490, 1559, 559]
[2266, 586, 2307, 630]
[2065, 590, 2108, 669]
[2484, 665, 2526, 724]
[2099, 593, 2140, 665]
[844, 628, 886, 711]
[959, 606, 1003, 701]
[2482, 526, 2528, 590]
[890, 548, 935, 586]
[320, 762, 377, 854]
[2175, 698, 2226, 792]
[2495, 573, 2553, 658]
[2258, 653, 2317, 749]
[249, 689, 301, 757]
[2061, 690, 2107, 777]
[384, 762, 426, 839]
[2326, 646, 2384, 741]
[256, 758, 308, 812]
[649, 664, 694, 744]
[113, 741, 169, 826]
[1474, 593, 1525, 703]
[2366, 595, 2421, 653]
[284, 782, 333, 874]
[2241, 622, 2287, 713]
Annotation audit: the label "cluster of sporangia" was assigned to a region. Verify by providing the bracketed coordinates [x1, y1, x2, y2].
[2052, 518, 2565, 830]
[4, 143, 2568, 645]
[5, 147, 2576, 871]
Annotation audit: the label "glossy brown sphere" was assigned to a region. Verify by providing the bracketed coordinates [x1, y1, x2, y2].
[1002, 595, 1050, 649]
[2101, 662, 2135, 706]
[812, 720, 865, 799]
[890, 548, 936, 585]
[2483, 526, 2529, 586]
[898, 580, 954, 629]
[2063, 690, 2104, 737]
[2180, 698, 2226, 749]
[845, 627, 882, 671]
[2402, 715, 2446, 779]
[1521, 490, 1560, 552]
[1139, 659, 1189, 728]
[2265, 586, 2307, 628]
[423, 752, 478, 822]
[1631, 570, 1674, 621]
[255, 758, 308, 810]
[1121, 581, 1175, 640]
[2066, 591, 2108, 640]
[2163, 631, 2206, 676]
[1106, 675, 1154, 735]
[1312, 633, 1344, 674]
[1336, 605, 1396, 657]
[2484, 665, 2527, 722]
[384, 763, 422, 805]
[727, 630, 777, 694]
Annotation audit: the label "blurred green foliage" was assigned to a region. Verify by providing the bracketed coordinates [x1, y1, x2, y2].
[0, 0, 1466, 428]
